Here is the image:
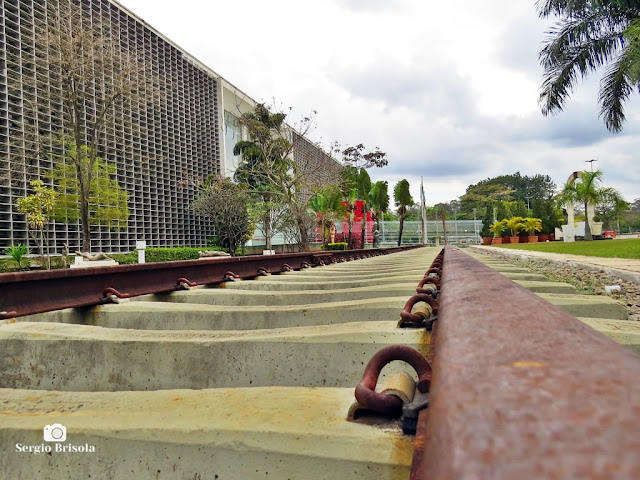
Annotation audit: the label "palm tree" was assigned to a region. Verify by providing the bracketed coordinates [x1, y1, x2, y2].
[394, 179, 415, 246]
[308, 187, 344, 247]
[537, 0, 640, 132]
[369, 181, 390, 231]
[338, 166, 358, 249]
[489, 220, 506, 238]
[559, 170, 625, 240]
[521, 217, 543, 236]
[505, 216, 524, 237]
[356, 169, 372, 247]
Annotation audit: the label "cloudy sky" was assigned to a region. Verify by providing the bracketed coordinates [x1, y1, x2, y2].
[119, 0, 640, 206]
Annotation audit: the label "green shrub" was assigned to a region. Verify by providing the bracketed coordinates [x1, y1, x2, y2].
[207, 236, 222, 247]
[111, 246, 228, 264]
[108, 252, 138, 264]
[5, 244, 29, 270]
[0, 258, 16, 272]
[325, 242, 348, 251]
[145, 247, 202, 262]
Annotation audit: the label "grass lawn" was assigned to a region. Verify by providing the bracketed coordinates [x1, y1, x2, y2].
[494, 238, 640, 259]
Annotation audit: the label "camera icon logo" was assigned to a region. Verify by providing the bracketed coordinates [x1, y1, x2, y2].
[43, 424, 66, 442]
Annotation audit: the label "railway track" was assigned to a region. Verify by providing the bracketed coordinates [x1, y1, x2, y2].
[1, 246, 639, 479]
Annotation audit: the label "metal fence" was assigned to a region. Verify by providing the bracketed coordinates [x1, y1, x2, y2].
[378, 220, 482, 245]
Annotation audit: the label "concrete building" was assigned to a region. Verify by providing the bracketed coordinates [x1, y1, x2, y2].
[0, 0, 336, 253]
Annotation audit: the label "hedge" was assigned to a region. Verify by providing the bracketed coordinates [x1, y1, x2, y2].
[325, 242, 348, 251]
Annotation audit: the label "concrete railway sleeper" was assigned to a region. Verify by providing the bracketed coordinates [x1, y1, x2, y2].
[0, 246, 639, 479]
[349, 246, 640, 479]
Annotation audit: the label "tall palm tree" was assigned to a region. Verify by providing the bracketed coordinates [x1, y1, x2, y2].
[338, 166, 358, 249]
[356, 169, 372, 247]
[558, 169, 624, 240]
[308, 187, 344, 246]
[537, 0, 640, 132]
[394, 179, 415, 246]
[369, 180, 390, 231]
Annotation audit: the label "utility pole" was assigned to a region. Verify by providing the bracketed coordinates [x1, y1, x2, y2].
[525, 196, 531, 215]
[453, 204, 459, 241]
[473, 208, 477, 242]
[420, 177, 427, 246]
[585, 159, 598, 172]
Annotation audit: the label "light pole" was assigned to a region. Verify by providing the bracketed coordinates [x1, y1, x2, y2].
[452, 205, 458, 241]
[585, 158, 598, 172]
[473, 208, 477, 240]
[525, 196, 531, 215]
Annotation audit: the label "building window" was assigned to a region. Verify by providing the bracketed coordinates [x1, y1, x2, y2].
[224, 111, 242, 178]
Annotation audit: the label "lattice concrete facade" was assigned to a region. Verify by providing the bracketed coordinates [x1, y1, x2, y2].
[0, 0, 334, 253]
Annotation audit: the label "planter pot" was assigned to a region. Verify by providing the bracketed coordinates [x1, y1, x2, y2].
[528, 235, 539, 243]
[491, 237, 502, 245]
[538, 234, 549, 242]
[482, 236, 492, 246]
[519, 236, 528, 243]
[501, 236, 510, 244]
[509, 236, 519, 244]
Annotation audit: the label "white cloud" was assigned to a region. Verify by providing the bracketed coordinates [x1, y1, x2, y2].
[119, 0, 640, 205]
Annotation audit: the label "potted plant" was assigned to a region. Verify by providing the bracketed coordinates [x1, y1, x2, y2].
[522, 217, 542, 243]
[505, 217, 524, 243]
[489, 220, 506, 244]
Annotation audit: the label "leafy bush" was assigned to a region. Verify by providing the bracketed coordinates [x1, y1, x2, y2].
[108, 252, 138, 264]
[0, 258, 16, 272]
[145, 247, 202, 262]
[5, 244, 29, 270]
[334, 232, 362, 249]
[489, 220, 506, 238]
[480, 204, 493, 237]
[521, 217, 543, 236]
[110, 246, 227, 264]
[207, 236, 222, 247]
[325, 242, 348, 251]
[504, 217, 525, 236]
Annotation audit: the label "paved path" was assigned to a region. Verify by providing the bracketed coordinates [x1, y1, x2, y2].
[469, 245, 640, 284]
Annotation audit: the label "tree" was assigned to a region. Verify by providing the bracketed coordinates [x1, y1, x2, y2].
[558, 170, 625, 240]
[234, 109, 288, 251]
[340, 144, 389, 169]
[489, 220, 507, 238]
[49, 143, 130, 236]
[338, 143, 388, 247]
[369, 181, 390, 230]
[16, 181, 58, 268]
[596, 192, 629, 229]
[356, 169, 372, 247]
[461, 172, 556, 213]
[505, 217, 525, 237]
[627, 19, 640, 82]
[619, 197, 640, 232]
[337, 166, 358, 249]
[308, 187, 345, 247]
[8, 2, 159, 251]
[522, 217, 543, 236]
[537, 0, 640, 132]
[234, 104, 338, 251]
[192, 176, 253, 255]
[394, 179, 415, 246]
[532, 198, 563, 234]
[480, 203, 494, 237]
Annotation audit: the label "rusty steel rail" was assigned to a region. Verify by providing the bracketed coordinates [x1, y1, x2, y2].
[411, 246, 640, 479]
[0, 246, 417, 319]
